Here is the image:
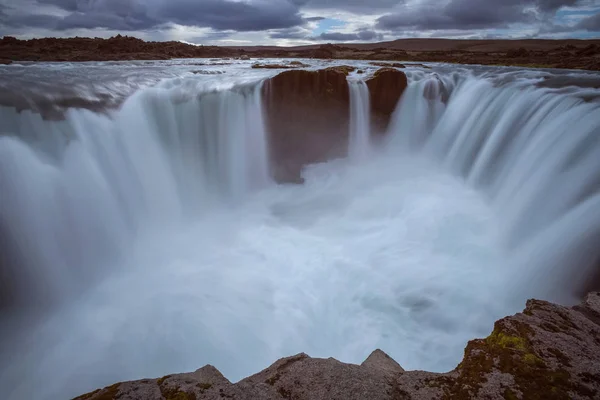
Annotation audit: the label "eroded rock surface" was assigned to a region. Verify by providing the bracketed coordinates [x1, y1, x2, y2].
[75, 293, 600, 400]
[366, 68, 408, 133]
[262, 68, 350, 183]
[262, 67, 406, 183]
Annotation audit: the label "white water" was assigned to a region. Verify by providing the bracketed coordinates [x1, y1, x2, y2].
[348, 79, 371, 159]
[1, 64, 600, 400]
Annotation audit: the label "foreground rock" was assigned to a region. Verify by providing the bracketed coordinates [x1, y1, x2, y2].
[76, 293, 600, 400]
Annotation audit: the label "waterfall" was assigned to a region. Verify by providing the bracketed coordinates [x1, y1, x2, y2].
[2, 66, 600, 400]
[0, 81, 270, 311]
[348, 80, 371, 159]
[386, 74, 600, 299]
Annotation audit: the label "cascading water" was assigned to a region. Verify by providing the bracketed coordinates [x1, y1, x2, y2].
[348, 79, 371, 159]
[1, 62, 600, 400]
[385, 73, 600, 298]
[0, 81, 270, 311]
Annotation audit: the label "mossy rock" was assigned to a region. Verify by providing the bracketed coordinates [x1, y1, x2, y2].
[442, 319, 592, 400]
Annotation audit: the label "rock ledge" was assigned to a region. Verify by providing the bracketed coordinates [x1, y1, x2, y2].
[75, 293, 600, 400]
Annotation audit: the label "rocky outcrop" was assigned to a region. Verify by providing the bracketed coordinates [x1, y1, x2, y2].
[262, 68, 351, 183]
[369, 62, 406, 68]
[262, 66, 405, 183]
[251, 61, 310, 69]
[75, 293, 600, 400]
[366, 68, 408, 133]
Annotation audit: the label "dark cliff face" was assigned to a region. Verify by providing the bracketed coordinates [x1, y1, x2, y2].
[262, 67, 408, 183]
[262, 68, 351, 184]
[366, 68, 408, 134]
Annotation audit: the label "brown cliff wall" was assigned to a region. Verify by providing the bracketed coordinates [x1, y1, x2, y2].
[263, 67, 407, 183]
[262, 68, 351, 183]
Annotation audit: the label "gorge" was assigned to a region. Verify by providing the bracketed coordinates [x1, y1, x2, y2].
[1, 59, 600, 399]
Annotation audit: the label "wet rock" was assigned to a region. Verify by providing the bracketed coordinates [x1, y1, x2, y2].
[0, 59, 12, 65]
[369, 62, 406, 68]
[366, 67, 408, 133]
[75, 293, 600, 400]
[325, 65, 356, 75]
[288, 61, 308, 67]
[251, 61, 309, 69]
[262, 68, 350, 183]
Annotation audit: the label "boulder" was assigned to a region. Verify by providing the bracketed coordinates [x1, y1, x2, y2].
[262, 68, 350, 183]
[366, 68, 408, 133]
[325, 65, 356, 75]
[75, 292, 600, 400]
[369, 62, 406, 68]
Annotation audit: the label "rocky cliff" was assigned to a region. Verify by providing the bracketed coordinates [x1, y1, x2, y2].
[263, 67, 407, 183]
[75, 292, 600, 400]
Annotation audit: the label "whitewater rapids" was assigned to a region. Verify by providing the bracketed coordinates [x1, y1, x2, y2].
[1, 60, 600, 400]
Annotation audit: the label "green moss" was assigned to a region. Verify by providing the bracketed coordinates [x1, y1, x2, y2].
[441, 319, 583, 400]
[161, 389, 196, 400]
[160, 386, 197, 400]
[523, 353, 544, 367]
[72, 389, 100, 400]
[265, 373, 282, 386]
[72, 383, 120, 400]
[503, 388, 519, 400]
[486, 332, 528, 351]
[157, 375, 172, 386]
[196, 382, 212, 390]
[277, 387, 292, 399]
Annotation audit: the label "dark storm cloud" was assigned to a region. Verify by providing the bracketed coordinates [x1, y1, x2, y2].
[377, 0, 587, 31]
[300, 0, 403, 13]
[1, 0, 305, 32]
[578, 12, 600, 30]
[319, 29, 384, 41]
[158, 0, 304, 31]
[36, 0, 80, 11]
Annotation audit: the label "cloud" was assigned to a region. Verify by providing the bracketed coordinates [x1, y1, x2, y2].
[269, 26, 311, 39]
[578, 11, 600, 30]
[377, 0, 590, 31]
[1, 0, 306, 32]
[1, 0, 599, 43]
[318, 29, 383, 41]
[300, 0, 403, 14]
[157, 0, 304, 31]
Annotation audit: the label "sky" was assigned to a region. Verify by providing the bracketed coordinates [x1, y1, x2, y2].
[1, 0, 599, 46]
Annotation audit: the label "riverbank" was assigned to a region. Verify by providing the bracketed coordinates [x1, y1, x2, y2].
[2, 35, 600, 71]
